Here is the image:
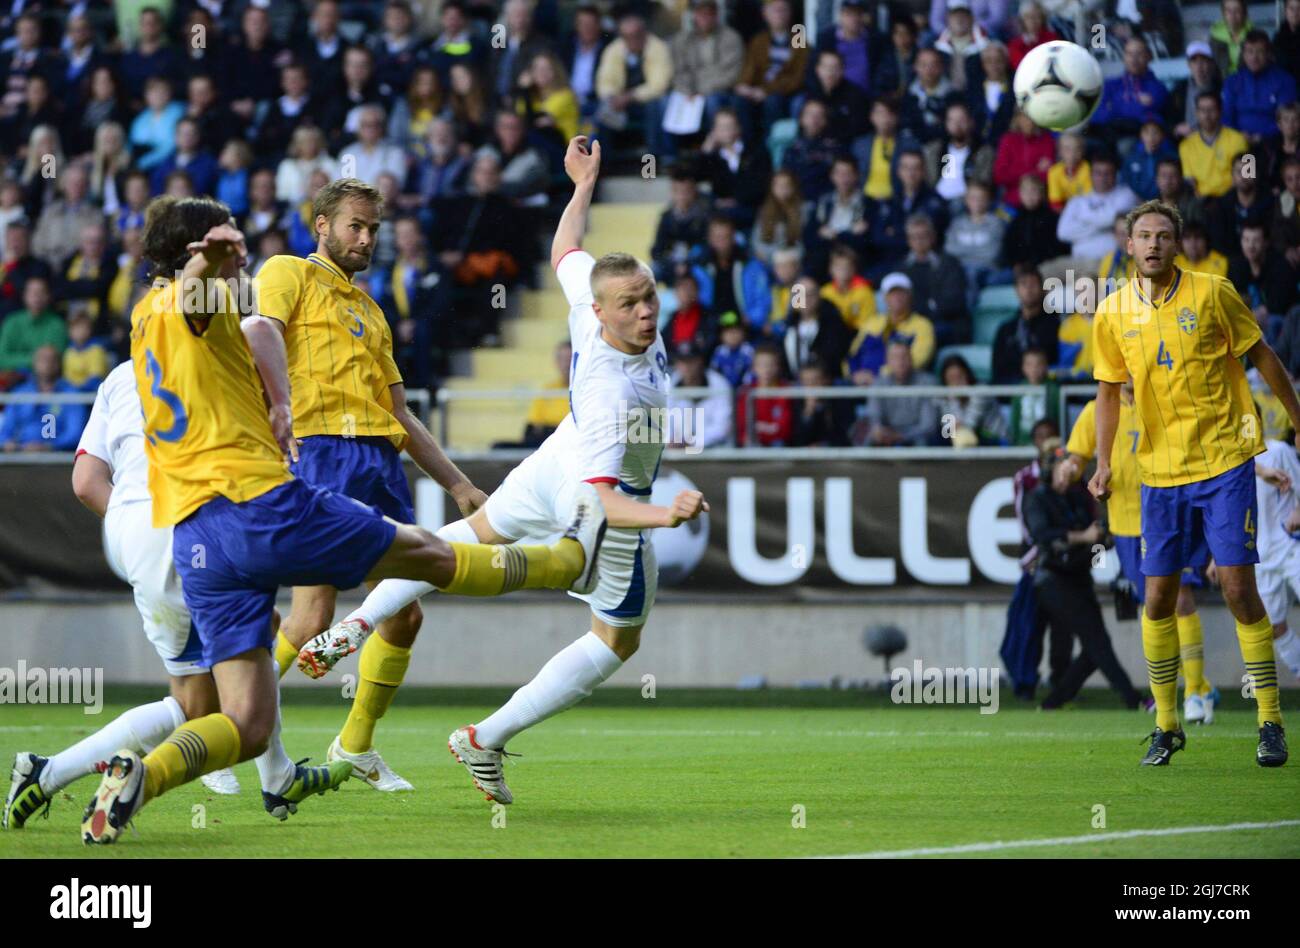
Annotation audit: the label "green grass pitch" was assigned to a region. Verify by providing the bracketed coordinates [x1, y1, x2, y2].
[3, 687, 1299, 858]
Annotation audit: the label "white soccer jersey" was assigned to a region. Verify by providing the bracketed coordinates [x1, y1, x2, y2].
[76, 360, 151, 514]
[1256, 440, 1300, 568]
[544, 248, 669, 497]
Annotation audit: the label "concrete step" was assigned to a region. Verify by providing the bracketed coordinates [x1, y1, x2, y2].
[468, 347, 554, 380]
[443, 401, 533, 449]
[600, 175, 672, 205]
[505, 314, 569, 350]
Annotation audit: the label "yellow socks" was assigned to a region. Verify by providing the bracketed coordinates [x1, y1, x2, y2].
[439, 540, 583, 596]
[1238, 615, 1282, 726]
[1142, 613, 1181, 732]
[1177, 612, 1209, 699]
[142, 714, 240, 802]
[274, 630, 298, 678]
[340, 633, 411, 754]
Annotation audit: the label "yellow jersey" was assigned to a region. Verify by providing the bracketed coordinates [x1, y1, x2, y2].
[1056, 312, 1094, 379]
[1093, 266, 1263, 487]
[1177, 126, 1249, 199]
[255, 253, 407, 450]
[1048, 160, 1091, 209]
[130, 279, 291, 528]
[1174, 250, 1229, 278]
[1066, 397, 1142, 536]
[820, 277, 877, 330]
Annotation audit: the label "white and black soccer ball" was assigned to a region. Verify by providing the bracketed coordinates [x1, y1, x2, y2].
[1013, 40, 1104, 131]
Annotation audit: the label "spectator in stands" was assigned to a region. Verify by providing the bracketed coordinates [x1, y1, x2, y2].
[1096, 212, 1135, 287]
[276, 127, 339, 207]
[651, 170, 710, 281]
[1173, 43, 1221, 139]
[779, 270, 850, 369]
[327, 45, 383, 148]
[57, 222, 115, 329]
[937, 352, 1008, 445]
[225, 5, 292, 119]
[118, 6, 182, 104]
[663, 270, 713, 352]
[711, 310, 757, 389]
[791, 359, 851, 446]
[377, 215, 448, 388]
[250, 229, 290, 276]
[1266, 103, 1300, 192]
[781, 98, 844, 203]
[515, 51, 580, 145]
[0, 344, 86, 452]
[815, 0, 874, 96]
[805, 158, 865, 275]
[693, 214, 770, 330]
[846, 271, 935, 382]
[0, 220, 52, 320]
[1008, 2, 1059, 70]
[1002, 173, 1068, 265]
[89, 123, 131, 215]
[0, 182, 24, 236]
[925, 100, 993, 209]
[240, 168, 288, 246]
[1228, 222, 1298, 336]
[181, 74, 237, 157]
[901, 47, 955, 144]
[945, 179, 1007, 297]
[163, 169, 196, 199]
[61, 311, 110, 391]
[765, 248, 802, 334]
[341, 105, 408, 189]
[1121, 119, 1175, 201]
[857, 338, 938, 447]
[969, 41, 1013, 145]
[872, 15, 918, 98]
[1046, 132, 1089, 211]
[1222, 31, 1298, 143]
[490, 0, 555, 105]
[1207, 151, 1274, 254]
[20, 126, 67, 219]
[446, 62, 490, 146]
[902, 212, 969, 345]
[1056, 154, 1137, 267]
[1090, 38, 1169, 144]
[735, 342, 793, 446]
[0, 15, 58, 115]
[149, 118, 218, 196]
[215, 140, 253, 218]
[32, 163, 100, 272]
[1176, 219, 1229, 276]
[298, 0, 347, 95]
[820, 244, 875, 330]
[388, 65, 445, 157]
[668, 342, 733, 449]
[1211, 0, 1253, 77]
[176, 8, 231, 86]
[865, 150, 946, 278]
[734, 0, 806, 139]
[669, 0, 744, 134]
[255, 63, 325, 161]
[74, 67, 131, 160]
[992, 109, 1054, 208]
[595, 11, 673, 155]
[520, 340, 572, 446]
[1278, 0, 1300, 89]
[403, 117, 470, 210]
[699, 107, 771, 229]
[0, 276, 64, 373]
[562, 5, 609, 119]
[1152, 161, 1204, 235]
[806, 50, 870, 147]
[129, 76, 183, 172]
[1010, 346, 1052, 444]
[930, 0, 1011, 39]
[934, 0, 990, 94]
[992, 263, 1058, 383]
[854, 98, 919, 203]
[1109, 0, 1183, 60]
[1054, 293, 1093, 380]
[3, 73, 63, 163]
[430, 1, 490, 83]
[1273, 157, 1300, 270]
[752, 169, 807, 268]
[477, 110, 549, 203]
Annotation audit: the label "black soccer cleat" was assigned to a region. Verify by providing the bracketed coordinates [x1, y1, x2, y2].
[1257, 722, 1288, 768]
[1140, 727, 1186, 766]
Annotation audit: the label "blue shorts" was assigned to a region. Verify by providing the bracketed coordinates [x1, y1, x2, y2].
[291, 435, 415, 524]
[1114, 534, 1204, 603]
[1140, 459, 1259, 578]
[174, 479, 397, 667]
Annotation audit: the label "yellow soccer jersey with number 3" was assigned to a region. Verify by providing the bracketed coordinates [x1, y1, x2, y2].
[1092, 267, 1263, 488]
[255, 252, 407, 449]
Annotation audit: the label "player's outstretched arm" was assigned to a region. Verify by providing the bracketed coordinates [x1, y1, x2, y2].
[1246, 339, 1300, 452]
[550, 136, 602, 270]
[1088, 381, 1122, 501]
[241, 314, 298, 462]
[591, 482, 708, 529]
[389, 382, 487, 517]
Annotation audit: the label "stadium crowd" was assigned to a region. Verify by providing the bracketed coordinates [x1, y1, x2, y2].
[0, 0, 1298, 452]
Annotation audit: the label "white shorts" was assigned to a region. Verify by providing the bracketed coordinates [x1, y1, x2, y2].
[483, 449, 657, 628]
[1257, 550, 1300, 626]
[103, 501, 205, 676]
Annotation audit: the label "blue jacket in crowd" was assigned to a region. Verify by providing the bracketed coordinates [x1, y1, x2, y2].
[1222, 65, 1298, 139]
[0, 379, 87, 451]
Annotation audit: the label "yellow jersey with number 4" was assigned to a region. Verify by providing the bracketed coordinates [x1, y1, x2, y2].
[1092, 267, 1263, 488]
[1066, 398, 1142, 536]
[254, 253, 407, 449]
[130, 278, 291, 528]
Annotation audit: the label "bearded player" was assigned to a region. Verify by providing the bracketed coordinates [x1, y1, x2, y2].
[297, 136, 709, 804]
[1090, 198, 1300, 767]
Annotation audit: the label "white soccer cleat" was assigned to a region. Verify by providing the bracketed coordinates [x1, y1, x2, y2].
[1201, 687, 1218, 725]
[298, 618, 372, 679]
[448, 725, 513, 804]
[81, 750, 145, 845]
[565, 482, 607, 595]
[326, 735, 413, 791]
[1184, 692, 1206, 724]
[199, 768, 240, 795]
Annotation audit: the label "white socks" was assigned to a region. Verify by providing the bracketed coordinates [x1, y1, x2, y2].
[254, 660, 297, 795]
[474, 632, 623, 749]
[344, 519, 479, 629]
[41, 695, 185, 794]
[1275, 627, 1300, 677]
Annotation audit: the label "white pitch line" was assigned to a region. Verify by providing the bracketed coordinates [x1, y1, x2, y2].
[816, 820, 1300, 859]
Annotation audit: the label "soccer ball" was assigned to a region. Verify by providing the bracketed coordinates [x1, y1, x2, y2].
[1013, 41, 1104, 131]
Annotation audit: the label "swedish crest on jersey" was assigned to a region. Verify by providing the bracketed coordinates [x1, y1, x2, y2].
[1177, 307, 1197, 335]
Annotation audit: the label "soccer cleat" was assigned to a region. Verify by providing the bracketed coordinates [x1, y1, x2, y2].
[448, 725, 513, 804]
[326, 735, 413, 791]
[200, 768, 240, 795]
[262, 759, 353, 820]
[81, 750, 144, 845]
[1140, 727, 1187, 766]
[1201, 686, 1219, 725]
[565, 482, 608, 595]
[1257, 722, 1288, 768]
[1184, 692, 1206, 724]
[4, 752, 52, 830]
[298, 618, 372, 679]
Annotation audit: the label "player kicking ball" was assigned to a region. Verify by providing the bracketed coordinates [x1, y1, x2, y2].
[298, 135, 708, 804]
[80, 195, 607, 844]
[1090, 198, 1300, 767]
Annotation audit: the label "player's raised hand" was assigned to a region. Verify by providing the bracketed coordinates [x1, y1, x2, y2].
[563, 135, 601, 186]
[1088, 464, 1112, 502]
[1259, 464, 1292, 493]
[187, 223, 246, 267]
[664, 489, 708, 528]
[451, 482, 489, 517]
[268, 402, 298, 463]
